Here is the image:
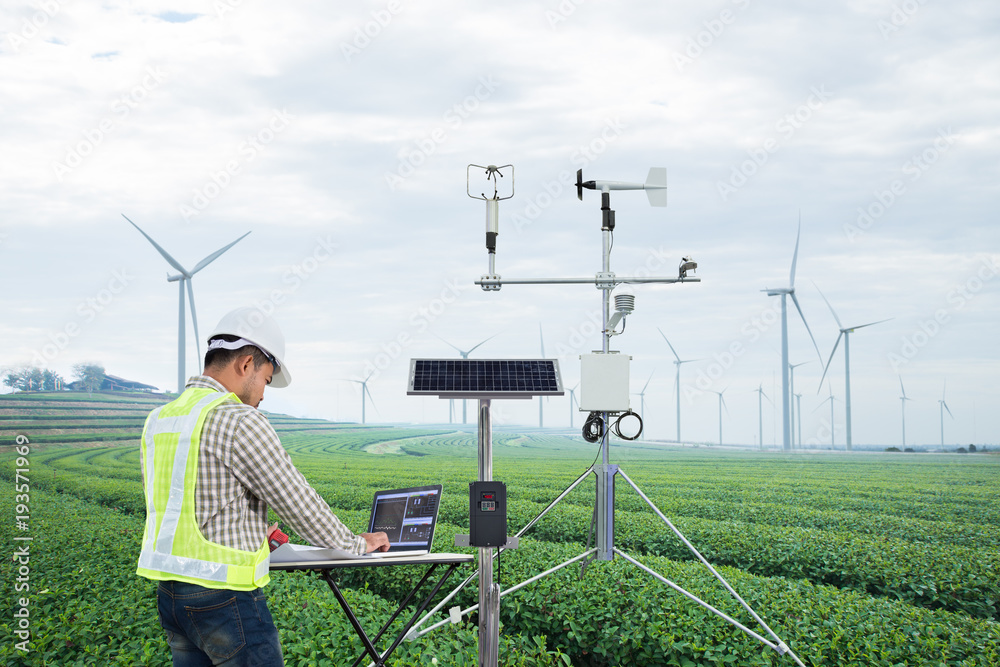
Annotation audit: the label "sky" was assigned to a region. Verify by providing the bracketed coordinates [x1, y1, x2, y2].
[2, 0, 998, 448]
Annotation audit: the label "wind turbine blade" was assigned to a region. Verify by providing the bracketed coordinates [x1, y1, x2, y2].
[817, 332, 842, 391]
[790, 292, 822, 363]
[898, 375, 907, 399]
[657, 328, 682, 362]
[364, 384, 378, 413]
[813, 282, 843, 329]
[191, 231, 251, 275]
[433, 333, 465, 355]
[539, 324, 545, 357]
[789, 216, 801, 287]
[466, 334, 498, 356]
[641, 370, 654, 393]
[848, 317, 893, 332]
[186, 279, 201, 366]
[123, 214, 189, 276]
[943, 401, 953, 418]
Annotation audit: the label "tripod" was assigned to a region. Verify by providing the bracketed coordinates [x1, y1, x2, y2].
[406, 172, 805, 667]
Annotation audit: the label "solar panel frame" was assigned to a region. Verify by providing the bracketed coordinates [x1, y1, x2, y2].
[407, 358, 564, 399]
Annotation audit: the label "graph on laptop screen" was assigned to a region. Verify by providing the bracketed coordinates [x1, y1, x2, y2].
[369, 486, 441, 551]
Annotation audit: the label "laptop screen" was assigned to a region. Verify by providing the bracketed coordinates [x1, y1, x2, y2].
[368, 485, 442, 552]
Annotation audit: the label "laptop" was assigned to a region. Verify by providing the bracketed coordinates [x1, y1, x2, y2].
[363, 484, 443, 558]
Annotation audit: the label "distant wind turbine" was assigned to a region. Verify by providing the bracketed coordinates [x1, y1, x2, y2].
[346, 372, 376, 424]
[762, 219, 822, 451]
[754, 383, 773, 451]
[815, 283, 892, 452]
[712, 388, 728, 446]
[436, 333, 496, 424]
[899, 376, 913, 448]
[657, 328, 699, 443]
[124, 214, 250, 393]
[939, 382, 953, 447]
[813, 385, 837, 449]
[788, 361, 811, 449]
[633, 371, 654, 440]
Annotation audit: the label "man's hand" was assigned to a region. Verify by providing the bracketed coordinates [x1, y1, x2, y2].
[362, 532, 391, 553]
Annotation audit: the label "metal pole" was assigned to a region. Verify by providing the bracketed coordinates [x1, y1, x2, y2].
[477, 399, 499, 667]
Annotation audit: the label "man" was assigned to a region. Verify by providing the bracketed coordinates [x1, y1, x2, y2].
[137, 306, 389, 666]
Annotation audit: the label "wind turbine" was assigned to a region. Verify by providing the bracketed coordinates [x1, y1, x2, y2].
[633, 371, 654, 440]
[794, 393, 803, 448]
[788, 361, 811, 449]
[436, 333, 496, 424]
[815, 284, 892, 452]
[762, 219, 822, 451]
[346, 372, 376, 424]
[939, 382, 953, 447]
[712, 388, 728, 446]
[899, 376, 912, 448]
[754, 383, 773, 451]
[657, 328, 699, 443]
[813, 385, 837, 449]
[124, 215, 250, 393]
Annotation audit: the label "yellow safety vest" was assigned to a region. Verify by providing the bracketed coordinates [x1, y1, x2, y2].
[136, 387, 271, 590]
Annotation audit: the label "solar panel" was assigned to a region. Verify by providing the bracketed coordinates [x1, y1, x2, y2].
[407, 359, 564, 399]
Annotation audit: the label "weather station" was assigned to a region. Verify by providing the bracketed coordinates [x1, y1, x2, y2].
[404, 164, 808, 666]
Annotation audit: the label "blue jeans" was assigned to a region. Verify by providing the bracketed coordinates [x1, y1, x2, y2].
[157, 581, 284, 667]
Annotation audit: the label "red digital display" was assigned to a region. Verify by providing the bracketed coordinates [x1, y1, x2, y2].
[483, 493, 494, 499]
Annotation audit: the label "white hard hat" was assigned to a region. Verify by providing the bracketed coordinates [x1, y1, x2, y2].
[207, 307, 291, 388]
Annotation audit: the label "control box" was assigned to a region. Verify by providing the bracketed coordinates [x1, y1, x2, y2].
[579, 352, 631, 412]
[469, 481, 507, 547]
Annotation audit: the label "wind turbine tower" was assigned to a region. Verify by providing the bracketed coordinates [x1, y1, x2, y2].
[816, 284, 891, 452]
[568, 382, 579, 429]
[347, 372, 376, 424]
[634, 371, 654, 440]
[788, 361, 810, 449]
[754, 383, 772, 451]
[712, 388, 728, 446]
[124, 215, 250, 393]
[658, 328, 698, 443]
[899, 376, 912, 448]
[762, 220, 822, 451]
[939, 383, 953, 447]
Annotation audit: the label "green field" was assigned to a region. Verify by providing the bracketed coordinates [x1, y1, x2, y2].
[2, 392, 999, 666]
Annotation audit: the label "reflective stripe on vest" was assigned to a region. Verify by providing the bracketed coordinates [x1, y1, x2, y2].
[136, 388, 270, 590]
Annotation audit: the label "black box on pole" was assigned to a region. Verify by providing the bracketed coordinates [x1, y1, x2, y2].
[469, 481, 507, 547]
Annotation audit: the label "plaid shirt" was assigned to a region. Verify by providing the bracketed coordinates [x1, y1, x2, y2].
[159, 375, 366, 555]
